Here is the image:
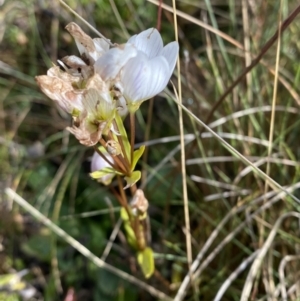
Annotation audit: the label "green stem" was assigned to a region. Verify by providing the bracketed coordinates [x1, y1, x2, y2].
[113, 120, 131, 169]
[130, 112, 135, 165]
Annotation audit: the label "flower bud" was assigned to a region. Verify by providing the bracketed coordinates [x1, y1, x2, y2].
[130, 189, 149, 216]
[90, 151, 115, 185]
[106, 140, 122, 156]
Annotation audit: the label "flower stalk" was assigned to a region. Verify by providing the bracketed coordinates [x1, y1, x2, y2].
[130, 112, 135, 164]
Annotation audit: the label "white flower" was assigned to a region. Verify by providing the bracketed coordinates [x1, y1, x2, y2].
[91, 151, 115, 185]
[94, 43, 137, 82]
[94, 28, 179, 113]
[121, 28, 179, 112]
[37, 24, 179, 120]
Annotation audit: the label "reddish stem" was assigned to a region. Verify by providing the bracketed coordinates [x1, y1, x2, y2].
[156, 0, 163, 31]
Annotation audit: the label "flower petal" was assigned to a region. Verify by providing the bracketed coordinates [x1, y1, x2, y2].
[116, 96, 128, 118]
[59, 56, 93, 78]
[35, 75, 83, 113]
[86, 74, 110, 102]
[93, 38, 109, 54]
[67, 121, 102, 146]
[121, 53, 170, 105]
[94, 44, 137, 81]
[159, 41, 179, 76]
[128, 28, 163, 59]
[90, 152, 115, 185]
[47, 66, 81, 83]
[61, 55, 87, 68]
[65, 22, 98, 63]
[83, 88, 115, 121]
[91, 151, 111, 172]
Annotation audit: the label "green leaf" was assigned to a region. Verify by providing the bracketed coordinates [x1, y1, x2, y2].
[114, 113, 131, 162]
[131, 145, 145, 171]
[0, 292, 19, 301]
[90, 167, 121, 179]
[124, 222, 138, 250]
[137, 247, 155, 278]
[124, 171, 141, 189]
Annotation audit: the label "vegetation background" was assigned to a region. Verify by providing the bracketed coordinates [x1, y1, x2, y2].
[1, 0, 300, 300]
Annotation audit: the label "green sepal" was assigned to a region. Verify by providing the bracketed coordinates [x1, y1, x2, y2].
[71, 108, 81, 117]
[124, 170, 141, 189]
[114, 112, 131, 162]
[128, 101, 142, 113]
[89, 167, 122, 179]
[137, 247, 155, 278]
[131, 145, 145, 171]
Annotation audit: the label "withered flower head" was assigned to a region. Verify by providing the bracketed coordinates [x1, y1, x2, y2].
[131, 189, 149, 215]
[67, 111, 104, 146]
[35, 66, 84, 115]
[67, 88, 115, 146]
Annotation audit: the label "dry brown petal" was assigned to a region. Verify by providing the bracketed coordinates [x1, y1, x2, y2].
[60, 56, 94, 79]
[67, 125, 101, 146]
[61, 55, 87, 68]
[47, 66, 81, 83]
[65, 22, 96, 63]
[67, 117, 106, 146]
[86, 73, 108, 92]
[35, 75, 83, 113]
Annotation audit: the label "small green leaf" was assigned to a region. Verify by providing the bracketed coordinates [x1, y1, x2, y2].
[71, 108, 81, 117]
[131, 145, 145, 171]
[137, 247, 155, 278]
[89, 167, 121, 179]
[124, 170, 141, 189]
[114, 113, 131, 162]
[124, 222, 138, 250]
